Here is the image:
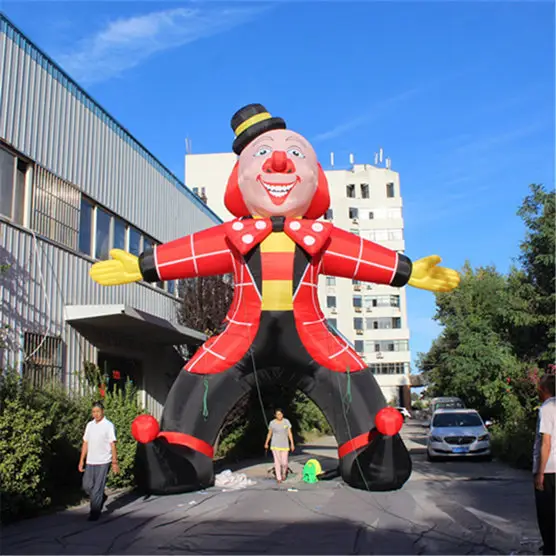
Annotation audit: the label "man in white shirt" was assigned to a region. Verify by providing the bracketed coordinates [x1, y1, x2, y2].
[532, 374, 555, 555]
[79, 401, 119, 521]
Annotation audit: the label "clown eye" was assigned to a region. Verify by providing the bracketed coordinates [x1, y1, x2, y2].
[254, 146, 272, 157]
[288, 148, 305, 159]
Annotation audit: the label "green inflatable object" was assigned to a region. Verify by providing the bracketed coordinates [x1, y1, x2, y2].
[303, 458, 322, 484]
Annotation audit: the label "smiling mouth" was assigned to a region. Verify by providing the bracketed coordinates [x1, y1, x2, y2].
[257, 176, 300, 204]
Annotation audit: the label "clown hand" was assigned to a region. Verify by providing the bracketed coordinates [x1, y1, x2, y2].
[408, 255, 460, 293]
[90, 249, 142, 286]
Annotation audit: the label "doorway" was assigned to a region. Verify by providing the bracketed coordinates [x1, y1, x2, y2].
[98, 352, 143, 394]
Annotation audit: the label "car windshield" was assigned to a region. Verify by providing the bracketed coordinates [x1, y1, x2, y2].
[432, 413, 483, 428]
[435, 401, 464, 410]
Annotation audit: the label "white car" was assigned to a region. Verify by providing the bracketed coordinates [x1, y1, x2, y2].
[396, 407, 412, 420]
[427, 408, 492, 461]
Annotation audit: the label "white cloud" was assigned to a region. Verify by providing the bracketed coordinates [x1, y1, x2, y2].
[56, 6, 268, 85]
[311, 87, 422, 143]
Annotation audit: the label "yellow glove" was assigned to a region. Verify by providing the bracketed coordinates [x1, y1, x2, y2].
[408, 255, 460, 292]
[89, 249, 142, 286]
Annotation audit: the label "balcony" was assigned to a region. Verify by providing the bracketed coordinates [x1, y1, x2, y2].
[353, 284, 362, 292]
[354, 307, 362, 313]
[355, 329, 364, 336]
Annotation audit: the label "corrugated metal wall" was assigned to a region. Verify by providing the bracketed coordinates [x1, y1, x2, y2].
[0, 16, 220, 244]
[0, 16, 222, 415]
[1, 223, 179, 391]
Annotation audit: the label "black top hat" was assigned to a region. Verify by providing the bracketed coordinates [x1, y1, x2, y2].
[231, 103, 286, 155]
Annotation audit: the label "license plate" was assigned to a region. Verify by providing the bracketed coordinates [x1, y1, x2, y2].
[452, 446, 469, 454]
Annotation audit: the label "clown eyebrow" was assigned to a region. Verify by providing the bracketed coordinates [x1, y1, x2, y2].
[253, 136, 274, 145]
[285, 136, 308, 147]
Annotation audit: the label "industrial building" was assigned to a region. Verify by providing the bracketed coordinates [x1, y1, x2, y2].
[185, 151, 412, 406]
[0, 15, 221, 418]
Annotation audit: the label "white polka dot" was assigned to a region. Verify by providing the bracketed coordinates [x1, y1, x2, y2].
[290, 221, 301, 231]
[312, 222, 324, 232]
[242, 234, 254, 244]
[304, 235, 316, 246]
[255, 220, 267, 230]
[232, 221, 244, 231]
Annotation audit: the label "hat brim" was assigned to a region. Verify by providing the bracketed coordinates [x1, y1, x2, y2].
[233, 117, 286, 155]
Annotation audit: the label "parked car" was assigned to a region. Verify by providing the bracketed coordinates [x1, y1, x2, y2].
[427, 408, 492, 461]
[396, 407, 412, 420]
[430, 396, 465, 414]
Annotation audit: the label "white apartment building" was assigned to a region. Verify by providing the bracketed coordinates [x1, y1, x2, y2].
[185, 152, 412, 407]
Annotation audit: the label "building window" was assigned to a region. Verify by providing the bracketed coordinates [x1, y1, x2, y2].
[386, 182, 395, 198]
[354, 317, 363, 329]
[350, 228, 360, 236]
[167, 280, 176, 296]
[328, 318, 337, 329]
[354, 340, 364, 353]
[129, 227, 142, 256]
[361, 183, 370, 199]
[368, 211, 374, 220]
[326, 276, 336, 286]
[366, 229, 403, 242]
[0, 145, 27, 225]
[365, 317, 401, 329]
[346, 184, 355, 198]
[324, 209, 333, 220]
[353, 295, 362, 308]
[32, 166, 81, 249]
[79, 198, 94, 255]
[95, 206, 111, 260]
[327, 296, 336, 309]
[369, 362, 409, 375]
[22, 333, 63, 388]
[349, 207, 358, 219]
[372, 340, 409, 352]
[363, 294, 400, 309]
[113, 217, 127, 250]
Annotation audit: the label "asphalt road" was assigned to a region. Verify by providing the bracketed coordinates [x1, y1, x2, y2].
[2, 421, 541, 555]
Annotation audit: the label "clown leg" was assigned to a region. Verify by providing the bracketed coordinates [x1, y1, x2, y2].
[297, 366, 412, 492]
[135, 364, 253, 495]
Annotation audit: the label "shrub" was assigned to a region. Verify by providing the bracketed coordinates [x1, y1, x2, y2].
[101, 381, 145, 489]
[0, 367, 143, 523]
[490, 419, 536, 470]
[0, 397, 51, 523]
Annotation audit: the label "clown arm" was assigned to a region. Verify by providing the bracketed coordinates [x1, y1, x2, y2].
[138, 224, 234, 282]
[321, 226, 412, 287]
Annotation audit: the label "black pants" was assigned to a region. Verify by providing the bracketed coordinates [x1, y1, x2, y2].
[83, 463, 110, 516]
[137, 311, 412, 494]
[535, 473, 555, 555]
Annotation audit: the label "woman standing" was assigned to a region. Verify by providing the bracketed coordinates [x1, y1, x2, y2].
[265, 409, 295, 483]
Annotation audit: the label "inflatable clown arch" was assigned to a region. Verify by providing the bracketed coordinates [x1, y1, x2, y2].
[91, 103, 460, 494]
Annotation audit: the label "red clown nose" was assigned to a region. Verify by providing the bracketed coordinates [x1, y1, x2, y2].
[132, 414, 160, 444]
[375, 407, 404, 436]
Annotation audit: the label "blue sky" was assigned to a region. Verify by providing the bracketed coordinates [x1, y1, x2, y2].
[4, 1, 554, 367]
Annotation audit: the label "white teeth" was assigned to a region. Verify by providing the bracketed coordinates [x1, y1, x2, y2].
[261, 181, 295, 198]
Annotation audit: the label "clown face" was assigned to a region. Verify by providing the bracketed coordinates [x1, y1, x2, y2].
[237, 129, 319, 218]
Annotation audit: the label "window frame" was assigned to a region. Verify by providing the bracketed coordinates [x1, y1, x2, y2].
[386, 182, 395, 198]
[0, 143, 30, 226]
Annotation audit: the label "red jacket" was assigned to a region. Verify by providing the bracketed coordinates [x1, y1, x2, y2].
[139, 217, 412, 375]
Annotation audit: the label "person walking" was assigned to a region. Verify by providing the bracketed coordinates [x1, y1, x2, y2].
[265, 409, 295, 484]
[78, 401, 119, 521]
[533, 373, 556, 555]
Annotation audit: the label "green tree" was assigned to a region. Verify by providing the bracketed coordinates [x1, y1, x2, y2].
[417, 264, 524, 421]
[509, 184, 555, 368]
[417, 183, 555, 467]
